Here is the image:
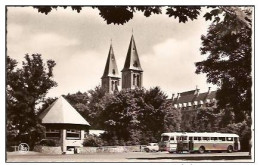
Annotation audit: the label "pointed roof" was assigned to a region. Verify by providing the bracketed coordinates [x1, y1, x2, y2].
[39, 96, 90, 126]
[176, 90, 197, 104]
[102, 44, 120, 78]
[122, 35, 143, 72]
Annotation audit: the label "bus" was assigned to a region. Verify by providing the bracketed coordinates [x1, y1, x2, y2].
[159, 132, 183, 152]
[160, 132, 240, 153]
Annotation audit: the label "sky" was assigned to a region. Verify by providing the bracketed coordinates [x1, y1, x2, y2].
[7, 6, 218, 98]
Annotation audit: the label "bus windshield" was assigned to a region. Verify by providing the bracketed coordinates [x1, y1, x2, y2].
[161, 135, 169, 141]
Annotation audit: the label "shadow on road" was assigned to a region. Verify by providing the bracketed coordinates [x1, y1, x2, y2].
[127, 156, 252, 161]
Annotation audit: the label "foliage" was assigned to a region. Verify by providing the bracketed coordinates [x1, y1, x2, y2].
[86, 86, 106, 129]
[163, 105, 182, 132]
[6, 54, 57, 149]
[33, 6, 201, 24]
[39, 139, 57, 146]
[83, 134, 103, 147]
[195, 7, 252, 123]
[181, 102, 222, 132]
[100, 87, 181, 145]
[194, 7, 252, 151]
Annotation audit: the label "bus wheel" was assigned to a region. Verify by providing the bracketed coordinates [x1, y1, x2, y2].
[199, 146, 205, 154]
[227, 146, 233, 153]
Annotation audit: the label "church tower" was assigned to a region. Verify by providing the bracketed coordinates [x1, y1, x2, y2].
[101, 43, 121, 93]
[121, 34, 143, 89]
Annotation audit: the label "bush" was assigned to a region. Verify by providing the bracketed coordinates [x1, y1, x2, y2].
[83, 135, 103, 147]
[39, 139, 56, 146]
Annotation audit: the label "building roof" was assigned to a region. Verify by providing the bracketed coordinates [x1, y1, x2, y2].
[122, 35, 143, 72]
[102, 44, 120, 79]
[175, 90, 196, 104]
[194, 92, 208, 101]
[172, 88, 217, 105]
[39, 96, 90, 126]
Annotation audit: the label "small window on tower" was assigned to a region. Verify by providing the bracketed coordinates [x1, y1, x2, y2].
[133, 61, 138, 67]
[112, 69, 115, 75]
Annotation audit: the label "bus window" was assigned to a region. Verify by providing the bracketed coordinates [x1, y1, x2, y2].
[170, 137, 175, 141]
[161, 136, 169, 141]
[211, 137, 218, 141]
[203, 137, 210, 141]
[177, 136, 187, 141]
[219, 137, 226, 141]
[227, 137, 233, 141]
[189, 137, 193, 141]
[198, 137, 201, 141]
[194, 137, 198, 141]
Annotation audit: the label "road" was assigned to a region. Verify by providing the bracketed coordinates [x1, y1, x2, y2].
[7, 151, 252, 162]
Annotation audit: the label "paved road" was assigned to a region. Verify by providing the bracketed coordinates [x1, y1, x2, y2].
[7, 151, 252, 162]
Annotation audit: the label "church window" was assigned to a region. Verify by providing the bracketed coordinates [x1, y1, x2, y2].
[137, 75, 140, 87]
[112, 69, 115, 75]
[133, 74, 136, 85]
[133, 61, 138, 67]
[112, 81, 114, 91]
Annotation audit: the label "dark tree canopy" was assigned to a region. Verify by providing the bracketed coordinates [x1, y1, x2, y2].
[100, 87, 181, 145]
[195, 8, 252, 123]
[33, 6, 202, 24]
[6, 54, 57, 148]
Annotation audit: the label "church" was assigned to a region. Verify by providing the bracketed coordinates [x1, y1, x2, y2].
[101, 34, 143, 93]
[101, 34, 217, 110]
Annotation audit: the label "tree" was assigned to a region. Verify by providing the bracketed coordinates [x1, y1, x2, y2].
[86, 86, 107, 129]
[195, 7, 252, 151]
[6, 54, 57, 149]
[100, 87, 181, 145]
[195, 7, 252, 123]
[180, 102, 222, 132]
[33, 6, 201, 24]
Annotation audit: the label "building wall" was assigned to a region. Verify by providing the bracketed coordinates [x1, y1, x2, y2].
[102, 77, 120, 93]
[44, 124, 89, 152]
[122, 70, 143, 89]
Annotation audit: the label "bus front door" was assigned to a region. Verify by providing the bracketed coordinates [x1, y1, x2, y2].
[189, 140, 194, 151]
[234, 137, 239, 151]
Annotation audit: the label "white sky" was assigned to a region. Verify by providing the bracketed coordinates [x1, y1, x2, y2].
[7, 6, 218, 98]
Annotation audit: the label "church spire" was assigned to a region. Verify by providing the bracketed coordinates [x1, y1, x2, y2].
[121, 34, 143, 89]
[101, 42, 121, 93]
[102, 43, 120, 78]
[122, 34, 143, 72]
